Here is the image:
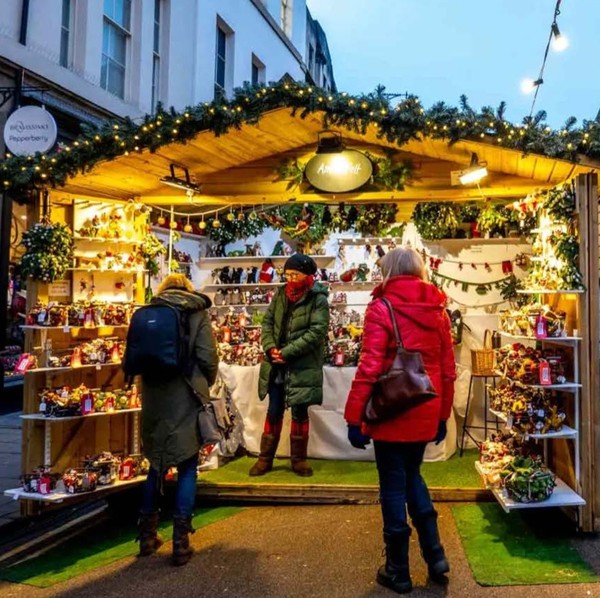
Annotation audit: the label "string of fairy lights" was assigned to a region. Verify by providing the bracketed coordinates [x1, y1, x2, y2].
[521, 0, 568, 117]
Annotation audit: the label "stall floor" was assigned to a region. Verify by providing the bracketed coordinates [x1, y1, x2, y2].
[196, 450, 488, 504]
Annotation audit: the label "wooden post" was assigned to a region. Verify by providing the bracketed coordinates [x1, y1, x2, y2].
[575, 173, 598, 532]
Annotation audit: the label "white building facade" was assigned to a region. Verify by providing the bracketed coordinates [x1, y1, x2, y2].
[0, 0, 323, 126]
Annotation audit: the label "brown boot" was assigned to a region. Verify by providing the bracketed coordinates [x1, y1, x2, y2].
[290, 434, 313, 477]
[137, 512, 164, 557]
[172, 515, 194, 566]
[249, 433, 279, 476]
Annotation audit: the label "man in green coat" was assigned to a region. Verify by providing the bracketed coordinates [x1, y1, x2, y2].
[136, 274, 218, 566]
[251, 254, 329, 477]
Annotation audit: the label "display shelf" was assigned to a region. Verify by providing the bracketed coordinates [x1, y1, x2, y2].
[488, 409, 577, 439]
[338, 237, 401, 246]
[73, 236, 138, 245]
[200, 255, 336, 265]
[424, 238, 528, 248]
[211, 303, 271, 309]
[21, 407, 141, 422]
[69, 268, 147, 273]
[325, 280, 379, 288]
[474, 462, 585, 512]
[493, 372, 581, 390]
[3, 476, 145, 504]
[27, 361, 122, 374]
[498, 331, 581, 343]
[516, 289, 585, 295]
[21, 324, 129, 331]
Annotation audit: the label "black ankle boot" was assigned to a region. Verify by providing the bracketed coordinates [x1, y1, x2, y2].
[412, 510, 449, 584]
[376, 530, 412, 594]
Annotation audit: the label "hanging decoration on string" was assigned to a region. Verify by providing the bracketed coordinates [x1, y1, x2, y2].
[421, 249, 530, 273]
[430, 270, 514, 296]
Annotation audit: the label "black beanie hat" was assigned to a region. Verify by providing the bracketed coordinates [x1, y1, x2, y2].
[284, 253, 317, 275]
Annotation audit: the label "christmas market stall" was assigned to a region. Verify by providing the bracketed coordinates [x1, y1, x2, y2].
[1, 82, 599, 529]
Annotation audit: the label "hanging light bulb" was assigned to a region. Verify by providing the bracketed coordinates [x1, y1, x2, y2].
[551, 23, 568, 52]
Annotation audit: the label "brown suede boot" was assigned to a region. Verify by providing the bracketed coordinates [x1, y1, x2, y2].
[172, 515, 194, 566]
[290, 434, 313, 477]
[137, 512, 164, 557]
[249, 433, 279, 476]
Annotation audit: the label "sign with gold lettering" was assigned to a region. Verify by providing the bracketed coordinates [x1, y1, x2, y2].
[304, 150, 373, 193]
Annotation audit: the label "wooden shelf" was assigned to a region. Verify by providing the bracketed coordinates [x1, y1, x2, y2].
[27, 361, 122, 374]
[494, 372, 581, 390]
[424, 238, 528, 247]
[516, 289, 585, 295]
[21, 407, 141, 422]
[21, 325, 129, 331]
[488, 409, 577, 439]
[73, 236, 138, 245]
[204, 283, 284, 289]
[211, 303, 271, 309]
[69, 268, 147, 273]
[3, 476, 145, 504]
[474, 462, 585, 512]
[498, 331, 581, 343]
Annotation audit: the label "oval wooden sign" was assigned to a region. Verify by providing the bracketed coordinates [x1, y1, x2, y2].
[304, 150, 373, 193]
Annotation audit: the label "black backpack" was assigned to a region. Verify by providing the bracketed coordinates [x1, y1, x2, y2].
[123, 303, 191, 381]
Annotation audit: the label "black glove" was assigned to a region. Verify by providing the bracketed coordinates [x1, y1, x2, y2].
[347, 425, 371, 450]
[434, 420, 447, 445]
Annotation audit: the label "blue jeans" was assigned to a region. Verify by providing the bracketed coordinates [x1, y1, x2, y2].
[374, 441, 433, 535]
[140, 453, 199, 517]
[267, 380, 309, 423]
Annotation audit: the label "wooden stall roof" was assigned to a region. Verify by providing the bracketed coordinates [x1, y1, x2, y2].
[56, 108, 599, 211]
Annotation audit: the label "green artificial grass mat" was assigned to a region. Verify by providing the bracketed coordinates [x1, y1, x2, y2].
[452, 503, 598, 586]
[0, 506, 242, 588]
[198, 449, 481, 488]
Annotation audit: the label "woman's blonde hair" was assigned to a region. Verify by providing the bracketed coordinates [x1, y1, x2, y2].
[379, 246, 426, 280]
[156, 273, 194, 294]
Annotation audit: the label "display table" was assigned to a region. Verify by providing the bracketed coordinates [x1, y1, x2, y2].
[219, 364, 457, 462]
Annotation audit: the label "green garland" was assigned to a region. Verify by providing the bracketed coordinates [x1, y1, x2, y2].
[207, 213, 266, 243]
[412, 202, 459, 240]
[20, 220, 74, 282]
[3, 81, 600, 198]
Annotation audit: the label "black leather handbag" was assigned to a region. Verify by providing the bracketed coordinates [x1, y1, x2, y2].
[363, 298, 438, 423]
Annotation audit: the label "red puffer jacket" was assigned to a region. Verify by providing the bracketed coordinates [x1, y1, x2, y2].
[344, 275, 456, 442]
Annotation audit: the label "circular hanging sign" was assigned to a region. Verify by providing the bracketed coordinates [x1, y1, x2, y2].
[3, 106, 58, 156]
[304, 149, 373, 193]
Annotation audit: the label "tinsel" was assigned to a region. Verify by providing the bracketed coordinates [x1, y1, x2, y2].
[3, 81, 600, 198]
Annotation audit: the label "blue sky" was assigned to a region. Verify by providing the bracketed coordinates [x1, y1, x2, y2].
[306, 0, 600, 128]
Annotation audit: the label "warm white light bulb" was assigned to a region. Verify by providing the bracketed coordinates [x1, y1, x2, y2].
[551, 33, 569, 52]
[521, 78, 535, 94]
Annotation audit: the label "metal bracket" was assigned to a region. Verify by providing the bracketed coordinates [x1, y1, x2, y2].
[0, 86, 50, 109]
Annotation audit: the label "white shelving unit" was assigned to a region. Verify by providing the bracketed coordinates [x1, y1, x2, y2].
[201, 254, 336, 265]
[474, 462, 585, 513]
[488, 409, 578, 439]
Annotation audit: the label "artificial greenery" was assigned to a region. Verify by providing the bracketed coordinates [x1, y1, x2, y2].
[499, 274, 528, 308]
[543, 184, 577, 221]
[354, 203, 398, 235]
[476, 203, 509, 236]
[20, 219, 74, 282]
[207, 212, 266, 244]
[412, 202, 459, 240]
[137, 229, 166, 276]
[4, 81, 600, 198]
[457, 202, 481, 223]
[276, 159, 305, 190]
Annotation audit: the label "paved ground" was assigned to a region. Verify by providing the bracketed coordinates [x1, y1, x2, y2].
[0, 412, 21, 527]
[0, 503, 599, 598]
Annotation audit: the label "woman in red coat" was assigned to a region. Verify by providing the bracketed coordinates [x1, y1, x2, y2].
[345, 247, 456, 594]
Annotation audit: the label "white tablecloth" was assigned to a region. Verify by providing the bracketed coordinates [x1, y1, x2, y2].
[219, 364, 457, 462]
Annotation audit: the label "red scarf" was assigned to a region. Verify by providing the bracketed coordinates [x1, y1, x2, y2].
[285, 276, 314, 303]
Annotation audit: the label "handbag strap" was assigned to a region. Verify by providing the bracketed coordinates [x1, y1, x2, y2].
[380, 297, 404, 352]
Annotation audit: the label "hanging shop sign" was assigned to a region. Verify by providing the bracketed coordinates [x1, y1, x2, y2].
[3, 106, 58, 156]
[304, 150, 373, 193]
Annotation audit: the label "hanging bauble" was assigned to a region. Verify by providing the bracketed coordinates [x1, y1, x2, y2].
[249, 210, 258, 221]
[475, 285, 488, 296]
[183, 223, 193, 233]
[157, 216, 166, 226]
[226, 211, 235, 222]
[212, 218, 221, 229]
[237, 211, 245, 222]
[199, 219, 207, 230]
[169, 220, 178, 230]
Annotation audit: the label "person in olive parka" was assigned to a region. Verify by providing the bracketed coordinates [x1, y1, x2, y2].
[251, 254, 330, 477]
[137, 274, 218, 566]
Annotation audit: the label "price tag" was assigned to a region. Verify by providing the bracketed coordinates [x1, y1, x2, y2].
[96, 364, 101, 371]
[63, 325, 70, 333]
[39, 402, 46, 412]
[122, 465, 131, 479]
[505, 414, 514, 430]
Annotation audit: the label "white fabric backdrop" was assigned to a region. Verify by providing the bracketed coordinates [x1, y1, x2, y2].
[219, 364, 457, 462]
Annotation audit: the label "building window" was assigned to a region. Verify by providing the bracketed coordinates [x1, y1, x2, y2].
[308, 43, 314, 72]
[251, 55, 265, 86]
[281, 0, 293, 37]
[60, 0, 71, 67]
[101, 0, 131, 99]
[214, 25, 227, 99]
[151, 0, 161, 112]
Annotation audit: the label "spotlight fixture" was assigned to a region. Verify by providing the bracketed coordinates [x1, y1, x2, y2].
[459, 153, 488, 186]
[551, 23, 568, 52]
[521, 78, 544, 95]
[316, 131, 344, 154]
[160, 164, 202, 196]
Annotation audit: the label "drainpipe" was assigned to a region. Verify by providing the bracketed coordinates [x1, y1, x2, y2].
[19, 0, 30, 45]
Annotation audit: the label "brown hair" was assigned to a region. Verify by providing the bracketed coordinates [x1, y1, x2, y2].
[379, 246, 426, 280]
[156, 273, 194, 294]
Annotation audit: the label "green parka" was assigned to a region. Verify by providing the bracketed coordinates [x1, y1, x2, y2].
[258, 282, 329, 406]
[141, 289, 219, 474]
